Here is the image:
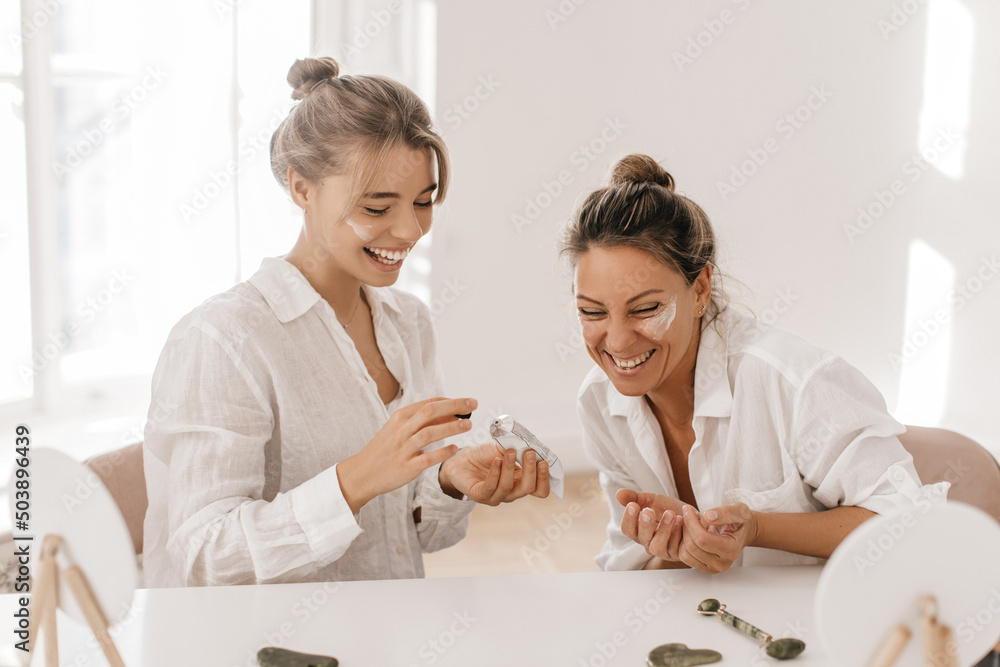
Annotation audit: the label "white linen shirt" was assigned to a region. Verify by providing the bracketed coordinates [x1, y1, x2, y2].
[142, 256, 475, 587]
[578, 309, 948, 571]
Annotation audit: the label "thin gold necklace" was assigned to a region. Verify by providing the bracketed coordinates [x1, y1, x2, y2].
[341, 294, 361, 329]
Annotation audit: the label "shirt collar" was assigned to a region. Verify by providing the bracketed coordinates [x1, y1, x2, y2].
[693, 316, 733, 419]
[364, 281, 406, 318]
[247, 257, 322, 323]
[603, 315, 734, 421]
[248, 256, 408, 324]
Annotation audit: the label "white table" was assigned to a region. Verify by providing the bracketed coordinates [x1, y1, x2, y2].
[2, 565, 828, 666]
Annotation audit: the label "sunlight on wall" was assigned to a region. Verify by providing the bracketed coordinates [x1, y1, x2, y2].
[918, 0, 973, 180]
[893, 239, 955, 426]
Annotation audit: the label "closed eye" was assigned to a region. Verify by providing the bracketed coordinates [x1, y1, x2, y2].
[415, 200, 433, 208]
[363, 206, 389, 216]
[633, 304, 660, 316]
[578, 308, 605, 318]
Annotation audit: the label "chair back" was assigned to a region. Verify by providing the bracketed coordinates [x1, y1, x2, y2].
[898, 426, 1000, 527]
[86, 442, 147, 555]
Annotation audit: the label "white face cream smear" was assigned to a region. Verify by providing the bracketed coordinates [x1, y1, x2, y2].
[345, 218, 375, 243]
[636, 296, 677, 341]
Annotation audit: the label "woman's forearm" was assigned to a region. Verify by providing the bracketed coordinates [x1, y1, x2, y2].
[751, 506, 876, 559]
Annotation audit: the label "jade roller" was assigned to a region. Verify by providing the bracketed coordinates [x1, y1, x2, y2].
[697, 599, 806, 660]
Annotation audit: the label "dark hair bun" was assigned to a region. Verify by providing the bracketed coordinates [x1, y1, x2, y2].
[288, 57, 341, 100]
[609, 154, 675, 191]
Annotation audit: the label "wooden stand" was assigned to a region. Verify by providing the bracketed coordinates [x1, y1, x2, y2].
[27, 535, 126, 667]
[919, 596, 959, 667]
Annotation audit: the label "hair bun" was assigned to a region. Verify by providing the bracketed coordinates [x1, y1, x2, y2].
[288, 57, 341, 100]
[609, 154, 675, 191]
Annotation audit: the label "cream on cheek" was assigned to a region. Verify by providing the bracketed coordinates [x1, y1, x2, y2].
[635, 297, 677, 342]
[344, 217, 376, 243]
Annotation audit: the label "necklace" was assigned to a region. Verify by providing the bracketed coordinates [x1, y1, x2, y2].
[341, 294, 361, 330]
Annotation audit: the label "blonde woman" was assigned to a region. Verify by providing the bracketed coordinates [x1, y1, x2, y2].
[564, 154, 946, 573]
[142, 57, 549, 587]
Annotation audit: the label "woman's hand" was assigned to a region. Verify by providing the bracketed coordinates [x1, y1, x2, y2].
[675, 503, 759, 574]
[616, 490, 759, 572]
[337, 397, 476, 513]
[439, 443, 550, 505]
[617, 489, 689, 567]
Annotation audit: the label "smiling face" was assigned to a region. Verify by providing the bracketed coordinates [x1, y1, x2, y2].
[289, 145, 437, 288]
[575, 245, 711, 397]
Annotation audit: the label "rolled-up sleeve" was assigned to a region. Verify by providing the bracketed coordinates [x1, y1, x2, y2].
[413, 466, 475, 552]
[788, 357, 949, 515]
[145, 325, 364, 586]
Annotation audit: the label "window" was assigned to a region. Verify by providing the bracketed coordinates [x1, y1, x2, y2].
[3, 1, 437, 439]
[3, 0, 310, 424]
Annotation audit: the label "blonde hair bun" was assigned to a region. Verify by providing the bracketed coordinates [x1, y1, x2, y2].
[609, 153, 675, 191]
[288, 57, 341, 100]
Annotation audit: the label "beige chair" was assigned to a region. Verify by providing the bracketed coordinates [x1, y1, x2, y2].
[898, 425, 1000, 527]
[86, 442, 147, 555]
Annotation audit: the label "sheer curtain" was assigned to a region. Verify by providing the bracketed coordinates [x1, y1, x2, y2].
[2, 0, 438, 452]
[2, 1, 310, 423]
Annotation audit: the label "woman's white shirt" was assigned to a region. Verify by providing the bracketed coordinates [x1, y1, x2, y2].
[142, 257, 475, 587]
[578, 309, 949, 571]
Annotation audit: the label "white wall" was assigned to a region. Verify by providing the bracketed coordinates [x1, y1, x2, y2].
[430, 0, 1000, 471]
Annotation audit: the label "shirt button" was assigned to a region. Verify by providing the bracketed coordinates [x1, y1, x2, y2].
[430, 492, 440, 500]
[395, 545, 405, 555]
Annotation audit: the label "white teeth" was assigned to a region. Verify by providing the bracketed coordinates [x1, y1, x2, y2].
[612, 350, 652, 370]
[366, 247, 410, 265]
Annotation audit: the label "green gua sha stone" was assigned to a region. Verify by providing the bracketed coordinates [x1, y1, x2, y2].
[765, 638, 807, 659]
[647, 643, 723, 666]
[257, 647, 339, 667]
[697, 598, 806, 660]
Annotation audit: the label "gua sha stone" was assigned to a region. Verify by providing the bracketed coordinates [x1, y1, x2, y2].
[647, 642, 723, 666]
[256, 647, 339, 667]
[697, 598, 806, 660]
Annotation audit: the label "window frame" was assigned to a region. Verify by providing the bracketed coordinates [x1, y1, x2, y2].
[5, 0, 432, 426]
